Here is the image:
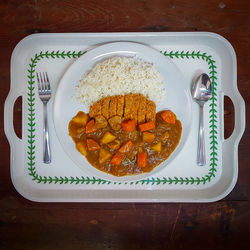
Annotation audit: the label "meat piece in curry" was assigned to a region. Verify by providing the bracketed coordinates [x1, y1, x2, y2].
[68, 94, 182, 177]
[95, 115, 108, 129]
[108, 115, 122, 130]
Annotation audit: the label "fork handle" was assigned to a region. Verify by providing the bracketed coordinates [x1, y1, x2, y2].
[43, 103, 51, 163]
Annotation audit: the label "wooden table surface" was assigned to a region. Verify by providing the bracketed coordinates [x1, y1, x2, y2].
[0, 0, 249, 249]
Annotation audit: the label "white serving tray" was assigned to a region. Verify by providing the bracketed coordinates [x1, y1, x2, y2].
[4, 32, 245, 202]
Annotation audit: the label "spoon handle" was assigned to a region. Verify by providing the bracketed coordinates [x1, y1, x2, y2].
[197, 105, 206, 166]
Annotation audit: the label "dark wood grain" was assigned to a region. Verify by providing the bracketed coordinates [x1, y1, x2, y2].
[0, 0, 250, 249]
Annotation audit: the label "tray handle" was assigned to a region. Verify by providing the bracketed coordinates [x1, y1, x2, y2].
[223, 90, 245, 144]
[4, 90, 23, 148]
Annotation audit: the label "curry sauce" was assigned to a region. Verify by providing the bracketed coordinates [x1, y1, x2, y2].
[68, 95, 182, 177]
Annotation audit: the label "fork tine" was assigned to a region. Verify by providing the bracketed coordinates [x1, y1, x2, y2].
[43, 72, 48, 90]
[36, 72, 42, 90]
[37, 72, 52, 92]
[36, 72, 40, 83]
[40, 72, 45, 91]
[45, 72, 51, 91]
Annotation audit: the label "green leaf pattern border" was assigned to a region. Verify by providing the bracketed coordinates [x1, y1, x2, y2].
[27, 50, 218, 185]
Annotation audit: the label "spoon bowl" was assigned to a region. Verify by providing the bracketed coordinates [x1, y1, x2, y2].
[192, 73, 212, 103]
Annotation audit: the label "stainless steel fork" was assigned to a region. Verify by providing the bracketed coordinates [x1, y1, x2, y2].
[37, 72, 51, 164]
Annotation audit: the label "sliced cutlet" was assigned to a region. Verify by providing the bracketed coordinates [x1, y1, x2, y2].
[137, 95, 147, 124]
[109, 96, 117, 118]
[101, 96, 111, 120]
[89, 100, 102, 118]
[116, 95, 124, 117]
[131, 94, 140, 122]
[124, 94, 134, 121]
[146, 99, 156, 122]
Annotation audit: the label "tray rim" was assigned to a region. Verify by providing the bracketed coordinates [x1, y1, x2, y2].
[4, 31, 245, 202]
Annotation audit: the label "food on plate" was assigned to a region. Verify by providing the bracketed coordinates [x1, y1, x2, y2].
[95, 115, 108, 129]
[99, 148, 112, 164]
[100, 131, 116, 144]
[75, 141, 87, 156]
[85, 119, 97, 134]
[142, 132, 155, 143]
[107, 139, 120, 150]
[108, 115, 122, 131]
[68, 95, 182, 177]
[72, 111, 89, 125]
[89, 94, 155, 125]
[118, 140, 133, 153]
[122, 119, 136, 132]
[151, 142, 162, 152]
[137, 151, 147, 168]
[110, 153, 123, 166]
[75, 57, 165, 107]
[68, 56, 182, 177]
[86, 138, 100, 151]
[138, 121, 155, 132]
[161, 110, 176, 124]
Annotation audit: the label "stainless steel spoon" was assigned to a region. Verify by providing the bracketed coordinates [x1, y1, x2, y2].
[191, 73, 212, 166]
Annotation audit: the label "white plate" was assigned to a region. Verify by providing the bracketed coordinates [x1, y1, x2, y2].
[53, 42, 192, 181]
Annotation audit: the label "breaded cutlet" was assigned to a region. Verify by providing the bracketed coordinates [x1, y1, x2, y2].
[137, 95, 147, 124]
[109, 96, 117, 118]
[124, 94, 134, 121]
[89, 100, 102, 117]
[146, 99, 156, 122]
[101, 96, 110, 119]
[116, 95, 124, 117]
[131, 94, 141, 122]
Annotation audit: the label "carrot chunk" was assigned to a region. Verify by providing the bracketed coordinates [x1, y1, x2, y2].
[110, 153, 123, 165]
[121, 119, 136, 132]
[85, 119, 97, 134]
[86, 138, 100, 151]
[122, 120, 136, 132]
[137, 151, 147, 168]
[138, 121, 155, 132]
[161, 110, 176, 124]
[118, 140, 133, 153]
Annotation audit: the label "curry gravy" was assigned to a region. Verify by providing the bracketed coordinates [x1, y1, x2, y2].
[68, 110, 182, 177]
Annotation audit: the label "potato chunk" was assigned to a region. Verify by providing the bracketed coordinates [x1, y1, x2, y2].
[72, 111, 89, 126]
[101, 131, 116, 144]
[142, 132, 155, 143]
[75, 141, 87, 156]
[151, 142, 162, 152]
[99, 148, 112, 164]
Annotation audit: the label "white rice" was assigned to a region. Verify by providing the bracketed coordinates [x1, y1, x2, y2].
[75, 56, 165, 106]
